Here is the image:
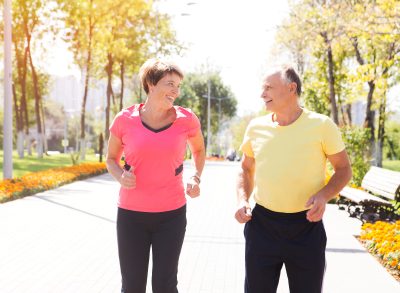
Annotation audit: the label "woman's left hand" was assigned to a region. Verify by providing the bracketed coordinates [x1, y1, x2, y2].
[186, 178, 200, 198]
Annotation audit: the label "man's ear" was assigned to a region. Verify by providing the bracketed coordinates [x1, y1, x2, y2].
[290, 83, 297, 93]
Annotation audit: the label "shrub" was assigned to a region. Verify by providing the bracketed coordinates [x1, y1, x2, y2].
[341, 126, 371, 186]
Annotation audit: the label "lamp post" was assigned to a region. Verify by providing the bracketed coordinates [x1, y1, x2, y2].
[202, 87, 229, 156]
[207, 80, 211, 156]
[3, 0, 13, 179]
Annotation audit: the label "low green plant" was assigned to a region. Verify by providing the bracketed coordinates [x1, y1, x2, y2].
[341, 126, 371, 186]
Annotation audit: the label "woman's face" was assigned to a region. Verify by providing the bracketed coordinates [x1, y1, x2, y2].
[148, 73, 182, 108]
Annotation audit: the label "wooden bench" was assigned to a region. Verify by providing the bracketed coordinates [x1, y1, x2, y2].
[337, 166, 400, 222]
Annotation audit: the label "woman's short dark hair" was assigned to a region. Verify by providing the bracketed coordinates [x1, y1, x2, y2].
[280, 65, 302, 96]
[139, 59, 184, 94]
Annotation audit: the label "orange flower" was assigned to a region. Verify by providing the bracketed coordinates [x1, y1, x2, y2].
[0, 162, 107, 203]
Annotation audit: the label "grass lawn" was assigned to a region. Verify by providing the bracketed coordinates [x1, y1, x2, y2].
[383, 160, 400, 172]
[0, 150, 100, 180]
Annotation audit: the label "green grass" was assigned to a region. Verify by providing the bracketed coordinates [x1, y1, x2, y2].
[383, 160, 400, 172]
[0, 150, 99, 180]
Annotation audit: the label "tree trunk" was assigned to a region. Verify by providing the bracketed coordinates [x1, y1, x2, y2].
[364, 81, 376, 164]
[14, 44, 29, 158]
[105, 53, 114, 141]
[337, 95, 346, 126]
[119, 60, 125, 111]
[22, 47, 30, 155]
[80, 14, 94, 161]
[40, 97, 48, 154]
[323, 33, 339, 125]
[27, 43, 43, 158]
[345, 104, 352, 126]
[352, 37, 377, 163]
[13, 83, 24, 158]
[376, 93, 387, 167]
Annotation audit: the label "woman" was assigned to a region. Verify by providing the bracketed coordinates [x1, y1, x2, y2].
[106, 59, 205, 293]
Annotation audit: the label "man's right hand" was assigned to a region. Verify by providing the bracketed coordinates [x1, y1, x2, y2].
[235, 200, 252, 223]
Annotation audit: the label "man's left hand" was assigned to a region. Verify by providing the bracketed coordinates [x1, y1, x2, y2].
[305, 194, 327, 222]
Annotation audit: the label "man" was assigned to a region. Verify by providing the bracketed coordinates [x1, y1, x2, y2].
[235, 65, 352, 293]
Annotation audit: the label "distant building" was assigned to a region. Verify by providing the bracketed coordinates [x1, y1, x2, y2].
[46, 75, 107, 118]
[351, 101, 366, 126]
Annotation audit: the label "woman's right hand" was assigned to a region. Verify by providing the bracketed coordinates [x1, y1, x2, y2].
[119, 167, 136, 189]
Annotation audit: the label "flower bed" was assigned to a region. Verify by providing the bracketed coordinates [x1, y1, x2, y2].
[360, 221, 400, 279]
[0, 162, 107, 203]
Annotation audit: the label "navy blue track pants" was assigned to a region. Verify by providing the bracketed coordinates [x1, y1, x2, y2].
[244, 204, 326, 293]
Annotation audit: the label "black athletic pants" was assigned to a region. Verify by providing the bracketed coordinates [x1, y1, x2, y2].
[117, 205, 186, 293]
[244, 204, 326, 293]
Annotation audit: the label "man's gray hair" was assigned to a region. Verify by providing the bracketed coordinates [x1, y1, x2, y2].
[280, 65, 302, 96]
[267, 65, 302, 96]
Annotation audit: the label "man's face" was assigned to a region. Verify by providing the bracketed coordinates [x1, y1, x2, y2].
[261, 72, 294, 112]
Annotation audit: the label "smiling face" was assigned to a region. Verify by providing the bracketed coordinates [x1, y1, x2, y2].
[261, 72, 297, 113]
[148, 73, 182, 108]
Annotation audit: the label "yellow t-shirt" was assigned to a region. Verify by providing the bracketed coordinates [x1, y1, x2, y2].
[240, 108, 345, 213]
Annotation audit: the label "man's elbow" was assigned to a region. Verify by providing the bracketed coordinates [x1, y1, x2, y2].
[343, 165, 352, 184]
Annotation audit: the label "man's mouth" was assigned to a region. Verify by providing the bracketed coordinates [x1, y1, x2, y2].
[166, 96, 175, 103]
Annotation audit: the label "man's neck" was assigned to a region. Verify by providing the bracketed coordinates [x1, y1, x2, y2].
[272, 105, 303, 126]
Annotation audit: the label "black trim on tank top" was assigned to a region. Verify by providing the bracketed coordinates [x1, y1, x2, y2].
[141, 120, 173, 133]
[175, 164, 183, 176]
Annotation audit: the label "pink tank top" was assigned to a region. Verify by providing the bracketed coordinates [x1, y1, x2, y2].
[109, 104, 200, 212]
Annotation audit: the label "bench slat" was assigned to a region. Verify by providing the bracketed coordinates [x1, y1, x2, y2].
[360, 167, 400, 198]
[360, 184, 396, 200]
[339, 186, 389, 204]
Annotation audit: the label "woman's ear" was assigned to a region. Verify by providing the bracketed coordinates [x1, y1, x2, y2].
[148, 83, 155, 94]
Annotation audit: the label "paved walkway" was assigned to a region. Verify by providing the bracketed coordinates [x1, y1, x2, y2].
[0, 161, 399, 292]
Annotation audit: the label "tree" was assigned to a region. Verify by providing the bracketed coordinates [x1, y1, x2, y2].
[176, 71, 237, 149]
[276, 0, 400, 167]
[97, 0, 180, 142]
[345, 0, 400, 166]
[11, 0, 56, 158]
[278, 0, 352, 125]
[58, 0, 180, 159]
[58, 0, 106, 159]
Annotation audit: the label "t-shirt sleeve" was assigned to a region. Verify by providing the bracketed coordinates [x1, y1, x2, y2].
[239, 123, 255, 158]
[109, 112, 123, 139]
[321, 118, 345, 155]
[188, 111, 201, 138]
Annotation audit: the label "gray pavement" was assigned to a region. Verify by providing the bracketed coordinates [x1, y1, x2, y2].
[0, 161, 399, 293]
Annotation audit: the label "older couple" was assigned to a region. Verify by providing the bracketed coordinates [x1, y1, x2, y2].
[106, 59, 351, 293]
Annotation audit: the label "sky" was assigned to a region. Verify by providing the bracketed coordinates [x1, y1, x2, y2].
[45, 0, 290, 116]
[43, 0, 398, 117]
[158, 0, 291, 115]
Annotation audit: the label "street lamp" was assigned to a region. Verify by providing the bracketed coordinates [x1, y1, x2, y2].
[202, 87, 229, 156]
[3, 0, 13, 179]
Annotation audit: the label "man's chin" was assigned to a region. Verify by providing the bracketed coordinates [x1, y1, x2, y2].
[264, 104, 273, 112]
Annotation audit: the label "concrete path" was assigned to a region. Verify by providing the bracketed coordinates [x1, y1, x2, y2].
[0, 161, 399, 292]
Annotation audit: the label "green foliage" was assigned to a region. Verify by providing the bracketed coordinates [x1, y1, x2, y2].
[70, 151, 81, 165]
[302, 70, 330, 116]
[383, 160, 400, 172]
[0, 110, 3, 147]
[384, 121, 400, 160]
[230, 114, 257, 156]
[341, 126, 371, 186]
[176, 71, 238, 144]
